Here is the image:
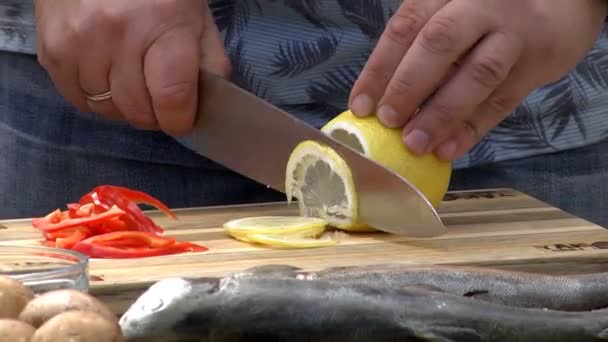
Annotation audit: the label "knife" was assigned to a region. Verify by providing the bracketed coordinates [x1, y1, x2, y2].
[183, 70, 446, 237]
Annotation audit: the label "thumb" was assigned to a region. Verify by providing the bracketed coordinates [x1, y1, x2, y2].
[200, 6, 231, 79]
[144, 27, 201, 136]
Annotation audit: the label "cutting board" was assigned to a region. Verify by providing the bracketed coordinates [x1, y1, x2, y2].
[1, 188, 608, 315]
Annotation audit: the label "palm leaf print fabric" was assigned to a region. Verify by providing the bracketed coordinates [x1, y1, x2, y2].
[2, 0, 608, 170]
[208, 0, 608, 170]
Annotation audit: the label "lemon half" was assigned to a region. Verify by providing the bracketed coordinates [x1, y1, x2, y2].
[321, 110, 452, 207]
[285, 110, 452, 231]
[285, 140, 359, 229]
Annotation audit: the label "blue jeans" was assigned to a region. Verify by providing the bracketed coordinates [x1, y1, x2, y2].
[0, 51, 285, 219]
[449, 141, 608, 228]
[2, 51, 608, 228]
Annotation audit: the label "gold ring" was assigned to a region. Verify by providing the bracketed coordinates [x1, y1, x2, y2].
[85, 90, 112, 102]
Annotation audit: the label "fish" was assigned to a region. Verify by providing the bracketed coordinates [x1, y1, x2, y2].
[119, 271, 608, 342]
[234, 263, 608, 312]
[307, 264, 608, 312]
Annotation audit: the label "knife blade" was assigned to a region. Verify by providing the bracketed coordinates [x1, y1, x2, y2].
[185, 70, 446, 237]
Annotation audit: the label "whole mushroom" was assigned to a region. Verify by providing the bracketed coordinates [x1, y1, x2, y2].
[19, 289, 117, 328]
[0, 275, 35, 319]
[31, 310, 125, 342]
[0, 319, 36, 342]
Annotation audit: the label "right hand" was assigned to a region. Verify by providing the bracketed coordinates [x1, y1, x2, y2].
[34, 0, 230, 136]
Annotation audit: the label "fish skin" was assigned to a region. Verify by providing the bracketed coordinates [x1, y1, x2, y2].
[119, 274, 608, 342]
[239, 264, 608, 311]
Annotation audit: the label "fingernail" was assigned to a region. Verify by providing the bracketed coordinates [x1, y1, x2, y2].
[403, 129, 430, 154]
[350, 94, 374, 116]
[437, 140, 458, 160]
[377, 105, 401, 127]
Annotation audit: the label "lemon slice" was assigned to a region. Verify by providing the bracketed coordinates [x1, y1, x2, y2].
[224, 216, 327, 236]
[246, 233, 339, 249]
[285, 110, 452, 231]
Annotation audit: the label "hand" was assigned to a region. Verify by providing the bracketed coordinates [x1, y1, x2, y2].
[349, 0, 607, 161]
[34, 0, 230, 136]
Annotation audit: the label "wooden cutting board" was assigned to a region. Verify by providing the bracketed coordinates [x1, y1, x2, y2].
[1, 188, 608, 315]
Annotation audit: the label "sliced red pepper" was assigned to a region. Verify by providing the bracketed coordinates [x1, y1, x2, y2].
[72, 240, 207, 259]
[97, 217, 128, 233]
[100, 187, 166, 232]
[67, 202, 107, 219]
[71, 231, 205, 259]
[56, 227, 92, 249]
[75, 203, 94, 217]
[42, 209, 63, 224]
[43, 226, 88, 241]
[77, 185, 179, 235]
[79, 190, 107, 208]
[67, 203, 80, 211]
[33, 185, 204, 259]
[32, 205, 126, 233]
[80, 187, 163, 235]
[84, 218, 130, 235]
[100, 186, 177, 219]
[96, 238, 149, 248]
[80, 185, 176, 218]
[172, 241, 208, 253]
[67, 203, 80, 218]
[79, 231, 176, 248]
[40, 240, 56, 247]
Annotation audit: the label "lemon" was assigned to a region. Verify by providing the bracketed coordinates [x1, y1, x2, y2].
[285, 109, 452, 231]
[223, 216, 336, 248]
[224, 216, 327, 238]
[245, 233, 339, 249]
[322, 110, 452, 207]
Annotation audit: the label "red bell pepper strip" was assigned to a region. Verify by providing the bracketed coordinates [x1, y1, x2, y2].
[77, 231, 176, 248]
[99, 185, 177, 219]
[72, 241, 207, 258]
[81, 187, 164, 235]
[41, 240, 56, 247]
[32, 205, 125, 233]
[67, 202, 107, 218]
[79, 190, 107, 208]
[95, 217, 129, 234]
[43, 226, 88, 241]
[42, 209, 62, 224]
[77, 185, 179, 235]
[75, 203, 94, 217]
[71, 232, 206, 258]
[171, 241, 208, 252]
[56, 227, 92, 249]
[95, 238, 149, 248]
[67, 203, 80, 211]
[80, 185, 177, 218]
[67, 203, 81, 219]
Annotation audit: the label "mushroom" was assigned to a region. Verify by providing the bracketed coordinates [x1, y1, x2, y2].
[0, 275, 35, 319]
[31, 310, 125, 342]
[19, 289, 117, 328]
[0, 319, 36, 342]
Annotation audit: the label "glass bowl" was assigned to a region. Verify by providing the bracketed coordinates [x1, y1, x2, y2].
[0, 245, 89, 293]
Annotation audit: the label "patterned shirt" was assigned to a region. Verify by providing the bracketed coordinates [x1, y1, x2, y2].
[2, 0, 608, 170]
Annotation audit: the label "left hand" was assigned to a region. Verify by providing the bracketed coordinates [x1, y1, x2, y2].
[349, 0, 607, 161]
